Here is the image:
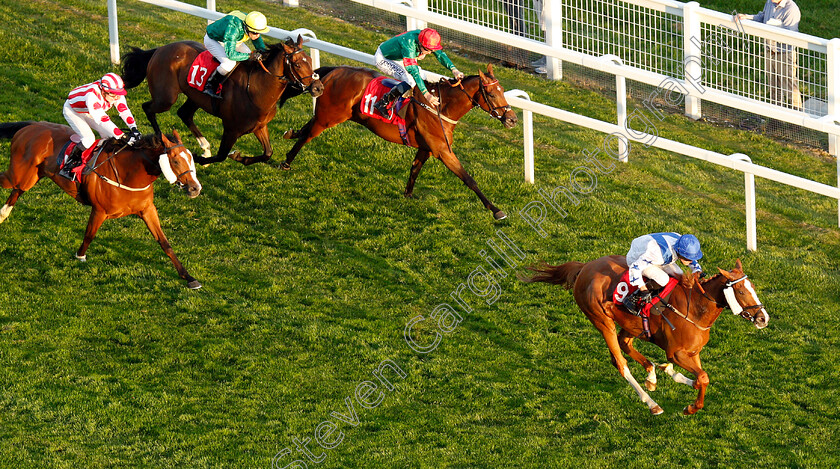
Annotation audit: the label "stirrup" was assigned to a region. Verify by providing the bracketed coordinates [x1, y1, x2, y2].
[374, 101, 391, 118]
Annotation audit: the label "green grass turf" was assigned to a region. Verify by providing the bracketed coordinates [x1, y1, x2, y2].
[0, 0, 838, 467]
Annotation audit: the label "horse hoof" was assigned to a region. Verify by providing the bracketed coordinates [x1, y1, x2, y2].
[650, 405, 664, 416]
[493, 210, 507, 220]
[75, 254, 87, 262]
[283, 129, 296, 139]
[280, 162, 292, 171]
[403, 192, 414, 199]
[187, 280, 202, 290]
[645, 380, 657, 392]
[683, 405, 699, 415]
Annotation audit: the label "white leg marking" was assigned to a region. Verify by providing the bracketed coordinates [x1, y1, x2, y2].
[75, 253, 87, 262]
[198, 137, 212, 159]
[646, 366, 657, 385]
[662, 363, 695, 387]
[623, 365, 662, 413]
[0, 204, 12, 223]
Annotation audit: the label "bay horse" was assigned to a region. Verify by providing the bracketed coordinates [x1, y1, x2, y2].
[121, 36, 323, 166]
[521, 256, 769, 415]
[0, 121, 203, 289]
[280, 65, 517, 220]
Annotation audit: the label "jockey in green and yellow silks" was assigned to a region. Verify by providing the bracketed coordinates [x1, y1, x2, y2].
[202, 10, 270, 98]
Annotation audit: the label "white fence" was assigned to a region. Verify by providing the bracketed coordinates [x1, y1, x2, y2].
[108, 0, 840, 249]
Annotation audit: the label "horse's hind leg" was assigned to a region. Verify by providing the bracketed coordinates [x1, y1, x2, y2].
[139, 204, 201, 289]
[405, 150, 431, 198]
[0, 189, 23, 224]
[176, 99, 212, 160]
[618, 329, 658, 391]
[282, 117, 331, 170]
[589, 314, 664, 415]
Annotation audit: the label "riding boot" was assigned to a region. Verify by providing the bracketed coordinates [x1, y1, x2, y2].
[203, 70, 225, 99]
[623, 288, 652, 315]
[374, 82, 412, 118]
[58, 144, 85, 181]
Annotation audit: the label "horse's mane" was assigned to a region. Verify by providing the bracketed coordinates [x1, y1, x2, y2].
[100, 133, 172, 153]
[261, 38, 298, 61]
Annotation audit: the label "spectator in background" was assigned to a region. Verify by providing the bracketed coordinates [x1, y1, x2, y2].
[739, 0, 802, 110]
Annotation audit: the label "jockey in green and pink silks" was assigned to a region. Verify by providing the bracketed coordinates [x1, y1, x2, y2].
[373, 28, 465, 117]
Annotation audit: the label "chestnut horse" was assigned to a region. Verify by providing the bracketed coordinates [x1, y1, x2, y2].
[0, 121, 203, 289]
[280, 65, 518, 220]
[121, 36, 323, 166]
[521, 256, 769, 415]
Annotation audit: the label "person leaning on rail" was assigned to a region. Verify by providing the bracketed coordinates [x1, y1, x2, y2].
[738, 0, 803, 110]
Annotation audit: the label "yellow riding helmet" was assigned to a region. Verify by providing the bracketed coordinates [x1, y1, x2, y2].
[244, 11, 270, 34]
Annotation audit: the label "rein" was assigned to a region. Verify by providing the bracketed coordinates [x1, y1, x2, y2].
[256, 48, 319, 91]
[87, 142, 192, 192]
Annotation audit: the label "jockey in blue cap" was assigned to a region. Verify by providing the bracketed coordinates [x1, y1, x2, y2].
[623, 232, 704, 314]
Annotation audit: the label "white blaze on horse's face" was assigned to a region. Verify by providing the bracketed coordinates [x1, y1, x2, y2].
[158, 147, 202, 197]
[743, 279, 769, 329]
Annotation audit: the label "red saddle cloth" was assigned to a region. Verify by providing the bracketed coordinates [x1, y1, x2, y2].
[187, 51, 221, 91]
[61, 140, 100, 181]
[613, 271, 679, 317]
[360, 76, 407, 126]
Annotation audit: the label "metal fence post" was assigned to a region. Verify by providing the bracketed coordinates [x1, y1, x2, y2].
[108, 0, 119, 65]
[827, 38, 840, 227]
[505, 90, 534, 183]
[544, 0, 563, 80]
[602, 55, 628, 162]
[683, 1, 702, 120]
[731, 153, 757, 251]
[413, 0, 428, 31]
[206, 0, 216, 24]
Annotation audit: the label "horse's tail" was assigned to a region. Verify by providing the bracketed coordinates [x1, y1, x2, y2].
[0, 121, 36, 140]
[121, 46, 156, 89]
[519, 261, 585, 290]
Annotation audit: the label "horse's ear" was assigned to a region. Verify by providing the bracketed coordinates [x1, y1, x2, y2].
[479, 68, 487, 81]
[161, 133, 172, 147]
[296, 34, 304, 48]
[486, 63, 495, 77]
[172, 129, 181, 142]
[717, 267, 734, 280]
[734, 258, 743, 272]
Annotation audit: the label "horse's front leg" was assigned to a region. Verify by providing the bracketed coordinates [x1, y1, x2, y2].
[435, 149, 506, 220]
[671, 350, 709, 415]
[76, 209, 107, 262]
[138, 204, 201, 289]
[195, 130, 240, 166]
[405, 149, 431, 198]
[228, 124, 272, 166]
[618, 329, 658, 391]
[176, 99, 212, 160]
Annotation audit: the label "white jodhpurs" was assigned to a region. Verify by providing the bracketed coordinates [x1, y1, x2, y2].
[62, 102, 102, 149]
[374, 47, 426, 87]
[641, 263, 683, 288]
[204, 34, 251, 75]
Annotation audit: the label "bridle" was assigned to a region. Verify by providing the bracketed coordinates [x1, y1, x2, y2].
[162, 143, 198, 188]
[452, 76, 512, 121]
[255, 47, 319, 92]
[697, 274, 765, 323]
